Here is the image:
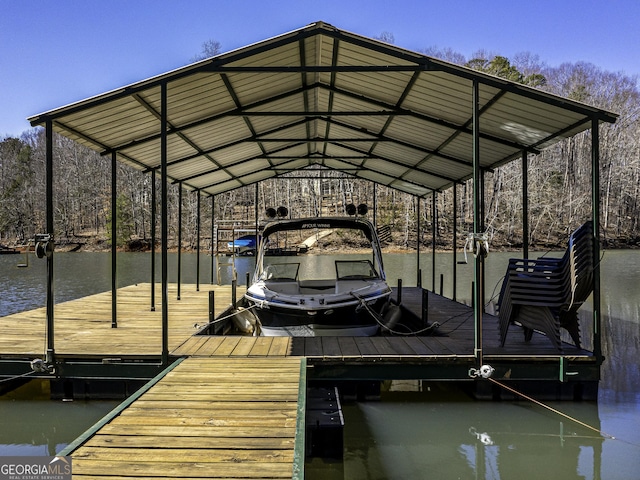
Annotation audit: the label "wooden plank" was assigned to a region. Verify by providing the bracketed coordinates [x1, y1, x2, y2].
[86, 434, 296, 450]
[72, 459, 293, 478]
[228, 336, 258, 356]
[302, 337, 323, 357]
[383, 337, 418, 356]
[171, 336, 207, 356]
[353, 336, 379, 356]
[320, 337, 342, 357]
[208, 336, 242, 356]
[268, 337, 292, 356]
[249, 336, 274, 356]
[403, 336, 438, 356]
[67, 357, 302, 480]
[337, 336, 360, 357]
[192, 337, 225, 356]
[74, 446, 294, 463]
[368, 337, 399, 357]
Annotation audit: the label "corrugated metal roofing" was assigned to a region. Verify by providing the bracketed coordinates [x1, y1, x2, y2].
[28, 21, 617, 197]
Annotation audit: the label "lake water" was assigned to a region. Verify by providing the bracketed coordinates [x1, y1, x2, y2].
[1, 250, 639, 478]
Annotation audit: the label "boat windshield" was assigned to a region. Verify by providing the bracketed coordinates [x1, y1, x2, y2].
[257, 224, 384, 283]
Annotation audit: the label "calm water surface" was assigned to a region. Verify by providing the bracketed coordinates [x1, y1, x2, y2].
[1, 250, 639, 478]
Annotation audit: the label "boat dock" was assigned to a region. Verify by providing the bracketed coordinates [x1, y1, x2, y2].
[1, 283, 600, 477]
[1, 282, 599, 394]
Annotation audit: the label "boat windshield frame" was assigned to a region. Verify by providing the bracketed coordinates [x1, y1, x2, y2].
[253, 217, 386, 283]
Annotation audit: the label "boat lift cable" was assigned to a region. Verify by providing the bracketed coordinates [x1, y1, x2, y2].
[487, 377, 618, 441]
[0, 369, 37, 384]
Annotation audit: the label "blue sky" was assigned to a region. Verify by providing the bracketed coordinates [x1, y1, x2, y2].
[1, 0, 638, 137]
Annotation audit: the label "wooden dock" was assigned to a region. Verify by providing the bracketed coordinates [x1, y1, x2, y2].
[0, 283, 237, 358]
[63, 356, 305, 480]
[0, 282, 597, 382]
[2, 282, 601, 478]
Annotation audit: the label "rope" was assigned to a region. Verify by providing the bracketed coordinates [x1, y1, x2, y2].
[0, 370, 36, 384]
[352, 293, 440, 336]
[170, 304, 261, 353]
[193, 303, 259, 330]
[488, 378, 616, 440]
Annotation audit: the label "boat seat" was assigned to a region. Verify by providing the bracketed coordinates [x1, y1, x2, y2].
[497, 221, 594, 351]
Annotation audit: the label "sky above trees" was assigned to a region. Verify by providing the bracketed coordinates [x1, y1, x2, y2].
[1, 0, 639, 137]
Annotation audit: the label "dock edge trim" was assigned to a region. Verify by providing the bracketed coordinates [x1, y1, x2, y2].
[292, 356, 307, 480]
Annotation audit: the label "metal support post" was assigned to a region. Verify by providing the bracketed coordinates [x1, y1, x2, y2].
[111, 151, 118, 327]
[432, 192, 437, 293]
[45, 119, 55, 364]
[591, 117, 603, 362]
[160, 82, 169, 366]
[150, 169, 156, 311]
[211, 195, 215, 285]
[416, 197, 421, 287]
[452, 183, 458, 301]
[177, 183, 182, 300]
[522, 150, 529, 259]
[472, 79, 483, 367]
[196, 190, 201, 291]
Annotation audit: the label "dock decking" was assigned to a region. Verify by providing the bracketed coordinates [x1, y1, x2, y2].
[2, 282, 601, 477]
[0, 282, 596, 374]
[64, 356, 305, 480]
[0, 283, 235, 358]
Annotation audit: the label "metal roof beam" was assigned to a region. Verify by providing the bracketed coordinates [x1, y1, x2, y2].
[174, 143, 308, 184]
[132, 93, 228, 172]
[325, 140, 458, 185]
[101, 84, 317, 156]
[219, 73, 272, 165]
[325, 83, 538, 154]
[324, 117, 473, 168]
[143, 118, 311, 173]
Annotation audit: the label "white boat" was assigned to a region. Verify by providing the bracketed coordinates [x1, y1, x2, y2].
[244, 217, 394, 336]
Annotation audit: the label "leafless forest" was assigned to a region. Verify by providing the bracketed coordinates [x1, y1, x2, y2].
[1, 47, 639, 252]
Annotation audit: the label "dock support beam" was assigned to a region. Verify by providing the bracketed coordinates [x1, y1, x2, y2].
[452, 183, 458, 301]
[177, 183, 182, 300]
[150, 169, 156, 311]
[196, 190, 201, 291]
[591, 117, 603, 363]
[416, 197, 421, 287]
[472, 79, 483, 367]
[160, 82, 169, 366]
[521, 150, 529, 259]
[431, 192, 437, 293]
[45, 119, 55, 363]
[211, 195, 215, 285]
[111, 151, 118, 328]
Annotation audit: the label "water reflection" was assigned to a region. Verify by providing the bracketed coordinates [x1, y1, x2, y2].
[0, 382, 117, 456]
[341, 391, 610, 480]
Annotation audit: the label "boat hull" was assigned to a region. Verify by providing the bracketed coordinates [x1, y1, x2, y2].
[246, 295, 389, 337]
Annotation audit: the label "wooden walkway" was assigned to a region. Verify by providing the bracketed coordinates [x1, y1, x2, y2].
[0, 283, 238, 358]
[64, 356, 305, 480]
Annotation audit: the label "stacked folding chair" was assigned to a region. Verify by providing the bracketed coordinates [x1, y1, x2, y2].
[498, 222, 594, 351]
